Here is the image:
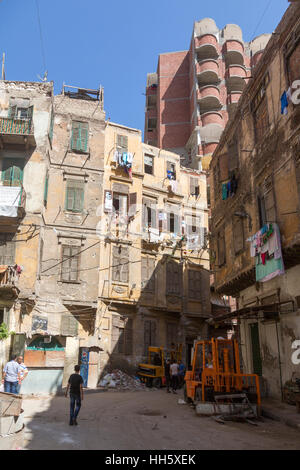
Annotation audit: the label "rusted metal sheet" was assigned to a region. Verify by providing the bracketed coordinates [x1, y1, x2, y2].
[24, 350, 46, 367]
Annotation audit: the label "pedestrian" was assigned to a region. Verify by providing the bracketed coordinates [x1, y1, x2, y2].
[16, 356, 28, 394]
[178, 361, 186, 388]
[2, 356, 23, 394]
[170, 359, 179, 394]
[165, 358, 171, 393]
[65, 365, 84, 426]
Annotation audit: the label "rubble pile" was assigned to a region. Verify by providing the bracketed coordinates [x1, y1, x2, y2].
[98, 369, 147, 391]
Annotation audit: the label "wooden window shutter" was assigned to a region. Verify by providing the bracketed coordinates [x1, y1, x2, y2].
[219, 154, 229, 181]
[65, 180, 84, 212]
[44, 172, 49, 206]
[228, 137, 239, 172]
[190, 177, 196, 195]
[263, 176, 276, 223]
[71, 121, 88, 152]
[117, 134, 128, 152]
[233, 217, 244, 254]
[0, 233, 15, 265]
[27, 105, 34, 123]
[141, 257, 148, 289]
[288, 41, 300, 85]
[128, 192, 137, 218]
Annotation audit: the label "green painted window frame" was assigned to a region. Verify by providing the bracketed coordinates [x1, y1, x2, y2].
[65, 180, 84, 213]
[1, 159, 24, 187]
[71, 121, 89, 153]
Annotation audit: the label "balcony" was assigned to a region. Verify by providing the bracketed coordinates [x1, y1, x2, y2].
[223, 40, 244, 66]
[197, 85, 222, 112]
[0, 265, 20, 300]
[196, 60, 220, 86]
[0, 117, 35, 147]
[225, 65, 247, 93]
[0, 185, 26, 222]
[201, 111, 224, 127]
[195, 35, 219, 61]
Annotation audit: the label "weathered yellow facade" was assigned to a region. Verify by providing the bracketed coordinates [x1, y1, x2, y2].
[98, 122, 210, 372]
[210, 3, 300, 398]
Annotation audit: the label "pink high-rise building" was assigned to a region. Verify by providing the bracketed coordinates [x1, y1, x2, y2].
[144, 19, 270, 170]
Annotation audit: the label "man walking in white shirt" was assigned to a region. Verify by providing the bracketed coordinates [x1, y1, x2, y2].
[170, 360, 179, 394]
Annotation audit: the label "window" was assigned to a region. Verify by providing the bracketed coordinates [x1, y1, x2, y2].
[144, 155, 154, 175]
[233, 217, 244, 254]
[143, 198, 157, 229]
[112, 317, 133, 355]
[112, 245, 129, 283]
[61, 245, 80, 282]
[217, 229, 226, 266]
[188, 270, 203, 300]
[148, 118, 157, 130]
[190, 177, 199, 197]
[65, 180, 84, 212]
[166, 323, 177, 348]
[257, 176, 276, 226]
[117, 134, 128, 153]
[0, 233, 15, 265]
[61, 314, 78, 335]
[228, 136, 239, 171]
[1, 158, 24, 187]
[71, 121, 88, 153]
[144, 319, 156, 355]
[8, 105, 33, 121]
[285, 24, 300, 86]
[141, 257, 155, 292]
[113, 193, 128, 219]
[166, 261, 182, 295]
[167, 162, 176, 180]
[147, 95, 157, 109]
[251, 75, 270, 143]
[167, 209, 180, 234]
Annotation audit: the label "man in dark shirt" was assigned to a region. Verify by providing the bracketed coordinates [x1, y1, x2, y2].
[65, 365, 84, 425]
[165, 359, 171, 393]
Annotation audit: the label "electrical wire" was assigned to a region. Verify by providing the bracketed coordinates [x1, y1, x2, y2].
[251, 0, 273, 41]
[35, 0, 47, 73]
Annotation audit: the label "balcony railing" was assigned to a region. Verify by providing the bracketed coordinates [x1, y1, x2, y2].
[0, 117, 33, 135]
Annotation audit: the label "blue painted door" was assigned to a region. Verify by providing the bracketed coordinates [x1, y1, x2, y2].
[79, 347, 89, 387]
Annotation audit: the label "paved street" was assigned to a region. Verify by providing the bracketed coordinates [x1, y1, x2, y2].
[21, 389, 300, 450]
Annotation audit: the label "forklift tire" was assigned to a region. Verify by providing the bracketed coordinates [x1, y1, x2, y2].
[152, 378, 162, 389]
[146, 378, 153, 388]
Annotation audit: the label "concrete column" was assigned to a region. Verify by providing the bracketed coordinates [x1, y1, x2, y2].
[62, 336, 80, 387]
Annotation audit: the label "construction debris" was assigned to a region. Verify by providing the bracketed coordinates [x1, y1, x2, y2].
[98, 369, 148, 391]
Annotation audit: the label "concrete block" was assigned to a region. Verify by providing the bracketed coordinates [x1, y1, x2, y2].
[0, 410, 24, 436]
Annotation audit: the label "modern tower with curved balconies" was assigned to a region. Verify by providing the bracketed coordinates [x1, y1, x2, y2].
[144, 18, 271, 171]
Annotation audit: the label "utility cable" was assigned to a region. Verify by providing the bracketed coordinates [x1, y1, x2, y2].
[35, 0, 47, 74]
[251, 0, 273, 41]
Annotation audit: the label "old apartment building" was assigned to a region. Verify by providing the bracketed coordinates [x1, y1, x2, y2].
[210, 2, 300, 398]
[0, 78, 211, 390]
[98, 123, 210, 370]
[0, 81, 105, 393]
[144, 19, 270, 171]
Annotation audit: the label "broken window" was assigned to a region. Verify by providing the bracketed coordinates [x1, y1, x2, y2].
[190, 177, 200, 197]
[114, 317, 133, 355]
[167, 161, 176, 180]
[112, 245, 129, 283]
[1, 158, 24, 187]
[257, 176, 276, 226]
[147, 118, 157, 130]
[71, 121, 89, 153]
[65, 180, 84, 212]
[113, 193, 128, 219]
[144, 154, 154, 175]
[61, 245, 80, 282]
[167, 208, 180, 235]
[143, 198, 157, 230]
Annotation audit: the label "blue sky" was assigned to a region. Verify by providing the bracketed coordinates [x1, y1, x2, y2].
[0, 0, 289, 133]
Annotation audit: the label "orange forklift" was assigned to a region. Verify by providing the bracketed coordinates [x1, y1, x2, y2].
[184, 338, 261, 409]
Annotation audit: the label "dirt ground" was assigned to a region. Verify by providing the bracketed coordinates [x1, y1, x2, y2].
[20, 389, 300, 450]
